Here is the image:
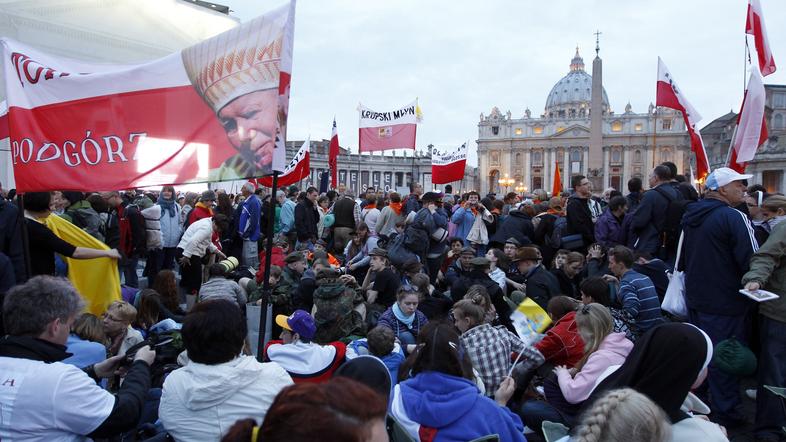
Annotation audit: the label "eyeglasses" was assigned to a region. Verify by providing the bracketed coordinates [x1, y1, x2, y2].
[102, 313, 124, 323]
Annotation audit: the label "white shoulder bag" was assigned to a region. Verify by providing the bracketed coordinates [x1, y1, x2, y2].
[662, 230, 688, 318]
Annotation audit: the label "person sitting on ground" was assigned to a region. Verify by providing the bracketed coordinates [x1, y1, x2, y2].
[486, 248, 509, 293]
[511, 246, 561, 309]
[579, 277, 635, 341]
[0, 276, 155, 440]
[103, 300, 144, 357]
[198, 264, 247, 307]
[221, 378, 388, 442]
[265, 310, 346, 383]
[344, 222, 378, 280]
[309, 239, 340, 267]
[63, 312, 108, 369]
[159, 300, 292, 441]
[450, 256, 515, 332]
[151, 270, 186, 319]
[377, 286, 429, 351]
[347, 325, 405, 391]
[631, 250, 670, 302]
[312, 268, 366, 344]
[452, 298, 527, 397]
[363, 248, 401, 309]
[411, 272, 452, 320]
[439, 236, 465, 281]
[133, 289, 164, 337]
[606, 246, 664, 337]
[334, 355, 394, 406]
[390, 321, 527, 442]
[445, 245, 475, 289]
[521, 303, 633, 432]
[584, 323, 726, 441]
[551, 251, 585, 299]
[256, 239, 288, 283]
[536, 296, 585, 368]
[270, 252, 307, 334]
[564, 388, 672, 442]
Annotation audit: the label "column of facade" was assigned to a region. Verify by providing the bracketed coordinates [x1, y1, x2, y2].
[523, 148, 531, 190]
[582, 146, 589, 177]
[644, 146, 654, 183]
[545, 148, 553, 192]
[602, 147, 609, 189]
[622, 147, 631, 192]
[563, 149, 569, 177]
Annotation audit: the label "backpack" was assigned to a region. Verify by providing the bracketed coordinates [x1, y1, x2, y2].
[653, 186, 691, 256]
[119, 204, 146, 257]
[546, 216, 569, 249]
[180, 207, 196, 237]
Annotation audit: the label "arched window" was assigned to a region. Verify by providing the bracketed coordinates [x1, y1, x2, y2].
[634, 150, 642, 163]
[532, 151, 543, 166]
[571, 149, 582, 162]
[611, 149, 622, 164]
[774, 113, 784, 130]
[661, 148, 673, 163]
[515, 153, 522, 164]
[488, 169, 500, 194]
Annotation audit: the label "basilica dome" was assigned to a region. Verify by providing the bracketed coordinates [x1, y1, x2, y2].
[544, 48, 609, 117]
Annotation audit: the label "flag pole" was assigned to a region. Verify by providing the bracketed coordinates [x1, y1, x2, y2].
[17, 193, 31, 281]
[256, 170, 278, 362]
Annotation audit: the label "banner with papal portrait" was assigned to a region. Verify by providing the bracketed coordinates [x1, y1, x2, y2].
[1, 1, 295, 192]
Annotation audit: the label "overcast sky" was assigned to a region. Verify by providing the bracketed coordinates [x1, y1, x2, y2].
[227, 0, 786, 166]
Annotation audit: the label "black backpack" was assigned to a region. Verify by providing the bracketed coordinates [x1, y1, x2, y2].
[653, 186, 691, 256]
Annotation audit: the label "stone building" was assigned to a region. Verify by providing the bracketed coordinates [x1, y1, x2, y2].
[477, 45, 692, 195]
[702, 84, 786, 193]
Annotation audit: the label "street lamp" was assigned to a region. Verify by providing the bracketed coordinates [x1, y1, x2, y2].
[515, 182, 525, 194]
[499, 173, 515, 193]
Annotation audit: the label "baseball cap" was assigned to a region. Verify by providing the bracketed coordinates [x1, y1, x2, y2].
[704, 167, 753, 191]
[275, 310, 316, 340]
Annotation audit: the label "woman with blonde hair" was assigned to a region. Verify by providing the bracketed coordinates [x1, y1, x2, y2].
[521, 303, 633, 433]
[64, 313, 108, 368]
[568, 388, 671, 442]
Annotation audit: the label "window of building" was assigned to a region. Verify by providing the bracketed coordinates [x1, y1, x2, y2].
[661, 119, 672, 130]
[661, 148, 673, 163]
[491, 126, 499, 135]
[515, 153, 522, 164]
[634, 149, 642, 163]
[611, 121, 623, 132]
[532, 151, 543, 166]
[533, 126, 543, 135]
[571, 149, 581, 162]
[774, 113, 784, 129]
[763, 170, 783, 193]
[515, 127, 522, 135]
[634, 123, 643, 131]
[775, 93, 786, 108]
[611, 149, 622, 164]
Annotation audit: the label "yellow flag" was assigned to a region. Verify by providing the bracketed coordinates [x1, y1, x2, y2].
[43, 215, 121, 315]
[510, 298, 552, 344]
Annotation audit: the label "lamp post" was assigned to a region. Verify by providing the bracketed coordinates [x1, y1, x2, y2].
[515, 182, 525, 196]
[499, 173, 515, 193]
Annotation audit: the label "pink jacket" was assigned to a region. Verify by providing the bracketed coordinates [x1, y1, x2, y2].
[557, 332, 633, 403]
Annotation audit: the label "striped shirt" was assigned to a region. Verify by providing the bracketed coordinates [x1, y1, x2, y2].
[619, 269, 664, 336]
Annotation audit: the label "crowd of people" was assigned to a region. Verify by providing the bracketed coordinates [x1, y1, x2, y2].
[0, 160, 785, 441]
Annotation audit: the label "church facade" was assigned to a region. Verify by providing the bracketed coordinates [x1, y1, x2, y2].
[477, 47, 692, 195]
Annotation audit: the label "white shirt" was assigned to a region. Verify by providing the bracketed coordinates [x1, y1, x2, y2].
[177, 217, 217, 258]
[0, 357, 114, 441]
[160, 356, 292, 442]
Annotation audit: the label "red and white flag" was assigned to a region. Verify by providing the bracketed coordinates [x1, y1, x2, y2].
[747, 0, 776, 77]
[358, 100, 419, 152]
[730, 66, 768, 169]
[656, 57, 710, 179]
[2, 1, 295, 192]
[431, 143, 467, 184]
[328, 118, 339, 189]
[257, 138, 310, 188]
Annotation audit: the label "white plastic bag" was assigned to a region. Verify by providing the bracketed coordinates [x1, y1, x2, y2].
[662, 231, 688, 318]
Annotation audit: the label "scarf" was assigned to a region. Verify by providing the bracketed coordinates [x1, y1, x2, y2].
[157, 195, 177, 217]
[195, 201, 214, 215]
[388, 202, 403, 215]
[392, 302, 416, 329]
[365, 203, 377, 211]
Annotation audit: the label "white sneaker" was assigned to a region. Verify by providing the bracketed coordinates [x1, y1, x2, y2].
[745, 388, 757, 400]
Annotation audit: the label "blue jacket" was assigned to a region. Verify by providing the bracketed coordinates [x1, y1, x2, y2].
[392, 371, 526, 442]
[681, 198, 758, 315]
[279, 199, 296, 234]
[158, 203, 182, 248]
[451, 206, 482, 245]
[239, 194, 261, 241]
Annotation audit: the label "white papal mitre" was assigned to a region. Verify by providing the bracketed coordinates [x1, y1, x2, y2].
[181, 9, 288, 114]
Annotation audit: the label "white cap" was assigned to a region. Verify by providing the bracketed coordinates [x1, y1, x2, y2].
[704, 167, 753, 191]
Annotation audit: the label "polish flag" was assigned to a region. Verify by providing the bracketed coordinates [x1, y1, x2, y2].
[747, 0, 776, 77]
[328, 118, 339, 189]
[257, 138, 310, 188]
[729, 66, 768, 170]
[358, 100, 418, 152]
[655, 57, 710, 179]
[431, 143, 467, 184]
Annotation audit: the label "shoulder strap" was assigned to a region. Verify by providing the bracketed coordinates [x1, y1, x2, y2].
[652, 186, 676, 203]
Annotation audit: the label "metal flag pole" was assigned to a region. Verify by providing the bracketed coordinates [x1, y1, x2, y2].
[17, 193, 32, 281]
[256, 170, 279, 362]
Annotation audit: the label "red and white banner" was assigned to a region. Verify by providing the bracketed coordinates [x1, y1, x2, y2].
[328, 118, 339, 189]
[2, 1, 295, 192]
[431, 143, 467, 184]
[358, 100, 419, 152]
[746, 0, 776, 77]
[655, 57, 710, 179]
[731, 66, 769, 166]
[257, 138, 309, 188]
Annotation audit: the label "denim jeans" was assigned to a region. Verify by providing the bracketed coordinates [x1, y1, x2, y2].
[519, 400, 572, 437]
[689, 309, 750, 418]
[398, 331, 417, 347]
[119, 257, 139, 288]
[756, 315, 786, 439]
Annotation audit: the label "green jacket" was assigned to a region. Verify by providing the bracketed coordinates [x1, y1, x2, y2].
[742, 220, 786, 322]
[271, 266, 301, 307]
